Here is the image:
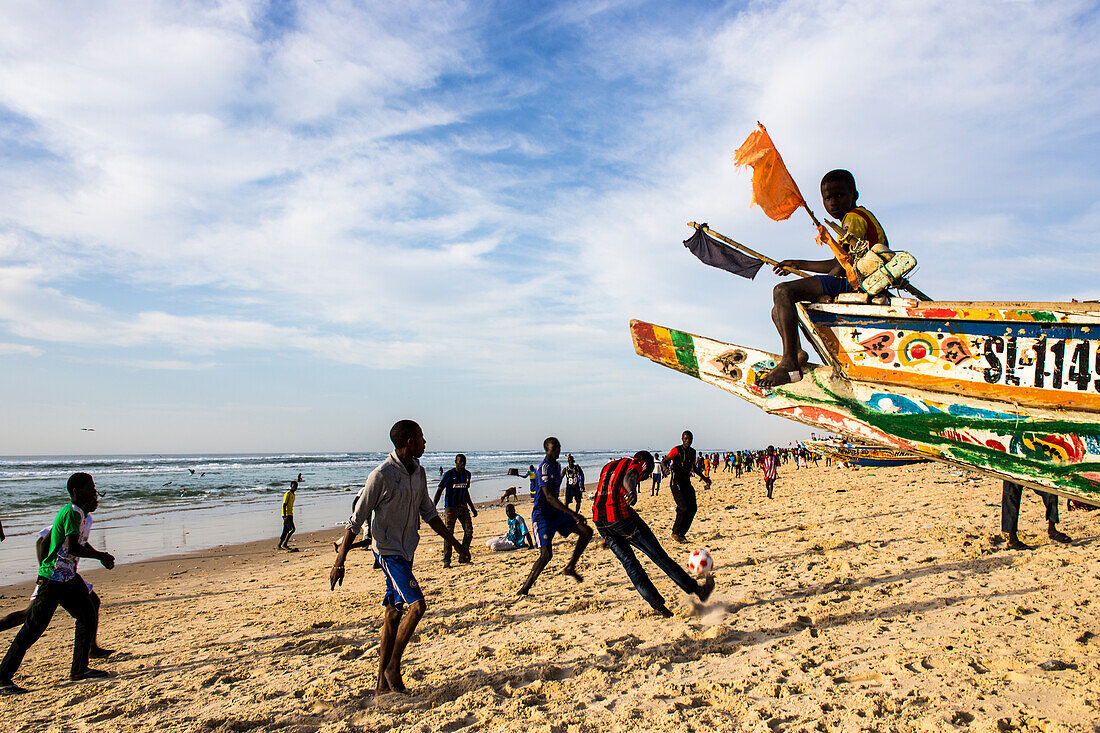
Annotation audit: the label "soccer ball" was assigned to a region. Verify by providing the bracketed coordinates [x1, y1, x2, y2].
[687, 548, 714, 577]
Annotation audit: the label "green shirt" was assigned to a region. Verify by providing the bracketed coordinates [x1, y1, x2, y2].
[39, 504, 84, 581]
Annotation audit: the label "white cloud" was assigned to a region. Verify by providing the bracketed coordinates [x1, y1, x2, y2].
[0, 342, 40, 356]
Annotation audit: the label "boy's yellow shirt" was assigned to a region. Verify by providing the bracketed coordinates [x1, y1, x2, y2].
[282, 490, 295, 517]
[841, 206, 888, 249]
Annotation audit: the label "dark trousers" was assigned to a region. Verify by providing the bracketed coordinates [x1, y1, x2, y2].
[0, 576, 95, 681]
[596, 514, 698, 611]
[564, 485, 582, 507]
[279, 515, 295, 546]
[669, 476, 697, 536]
[1001, 480, 1059, 533]
[443, 506, 473, 564]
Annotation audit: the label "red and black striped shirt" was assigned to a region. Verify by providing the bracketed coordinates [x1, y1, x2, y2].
[592, 457, 646, 523]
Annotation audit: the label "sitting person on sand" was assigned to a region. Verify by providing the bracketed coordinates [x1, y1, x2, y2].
[759, 169, 889, 387]
[487, 504, 533, 550]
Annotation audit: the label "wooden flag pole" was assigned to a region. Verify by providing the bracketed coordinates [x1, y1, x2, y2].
[687, 222, 812, 277]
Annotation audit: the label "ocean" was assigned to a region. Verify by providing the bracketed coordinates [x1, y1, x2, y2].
[0, 450, 631, 585]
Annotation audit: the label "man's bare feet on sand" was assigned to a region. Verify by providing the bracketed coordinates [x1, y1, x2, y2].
[561, 567, 583, 583]
[381, 666, 407, 694]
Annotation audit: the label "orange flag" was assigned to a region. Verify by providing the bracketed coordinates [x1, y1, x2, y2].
[733, 122, 806, 221]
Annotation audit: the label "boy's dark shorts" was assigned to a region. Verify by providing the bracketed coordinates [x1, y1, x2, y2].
[532, 510, 578, 548]
[376, 554, 425, 608]
[815, 275, 855, 297]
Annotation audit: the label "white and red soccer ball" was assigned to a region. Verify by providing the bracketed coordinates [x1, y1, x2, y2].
[687, 547, 714, 577]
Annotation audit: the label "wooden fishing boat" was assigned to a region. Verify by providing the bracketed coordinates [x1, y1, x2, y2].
[631, 299, 1100, 506]
[807, 441, 929, 467]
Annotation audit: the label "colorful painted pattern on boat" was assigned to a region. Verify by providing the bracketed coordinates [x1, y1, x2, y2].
[630, 312, 1100, 506]
[802, 303, 1100, 411]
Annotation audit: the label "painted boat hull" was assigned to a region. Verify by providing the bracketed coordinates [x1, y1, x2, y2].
[630, 308, 1100, 507]
[808, 442, 929, 468]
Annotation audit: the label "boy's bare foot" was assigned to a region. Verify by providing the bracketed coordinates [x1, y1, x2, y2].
[1048, 529, 1072, 543]
[671, 533, 687, 544]
[383, 666, 407, 694]
[90, 646, 115, 659]
[561, 567, 583, 583]
[375, 676, 391, 695]
[656, 604, 674, 618]
[697, 575, 715, 602]
[757, 359, 802, 388]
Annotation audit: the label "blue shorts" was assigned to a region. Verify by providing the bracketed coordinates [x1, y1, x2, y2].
[375, 554, 424, 608]
[532, 510, 578, 548]
[815, 275, 854, 297]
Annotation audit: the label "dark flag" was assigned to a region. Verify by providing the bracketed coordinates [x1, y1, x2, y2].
[683, 225, 765, 279]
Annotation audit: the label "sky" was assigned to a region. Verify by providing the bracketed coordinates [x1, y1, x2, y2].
[1, 0, 1098, 455]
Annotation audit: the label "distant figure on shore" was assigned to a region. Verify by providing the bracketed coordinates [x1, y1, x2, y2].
[433, 454, 477, 568]
[525, 465, 537, 498]
[563, 454, 585, 513]
[1, 472, 116, 694]
[278, 481, 298, 551]
[329, 420, 469, 695]
[593, 451, 714, 617]
[0, 519, 5, 542]
[762, 446, 778, 499]
[1002, 480, 1072, 550]
[517, 437, 592, 596]
[651, 453, 664, 496]
[662, 431, 710, 543]
[487, 504, 532, 550]
[760, 169, 889, 387]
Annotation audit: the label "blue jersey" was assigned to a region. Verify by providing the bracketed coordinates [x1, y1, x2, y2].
[438, 469, 472, 508]
[532, 457, 562, 517]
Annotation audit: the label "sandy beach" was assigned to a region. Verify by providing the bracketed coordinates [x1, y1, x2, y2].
[2, 460, 1098, 732]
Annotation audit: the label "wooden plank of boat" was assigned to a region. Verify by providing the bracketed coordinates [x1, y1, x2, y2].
[630, 318, 1100, 507]
[800, 301, 1100, 412]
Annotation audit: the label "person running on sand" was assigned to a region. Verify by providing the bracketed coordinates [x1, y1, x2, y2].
[1, 473, 115, 694]
[329, 420, 469, 695]
[1, 516, 116, 662]
[517, 437, 593, 596]
[662, 431, 710, 543]
[593, 451, 715, 617]
[433, 454, 477, 568]
[277, 480, 298, 551]
[759, 169, 889, 387]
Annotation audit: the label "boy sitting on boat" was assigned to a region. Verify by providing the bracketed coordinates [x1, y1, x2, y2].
[758, 169, 889, 388]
